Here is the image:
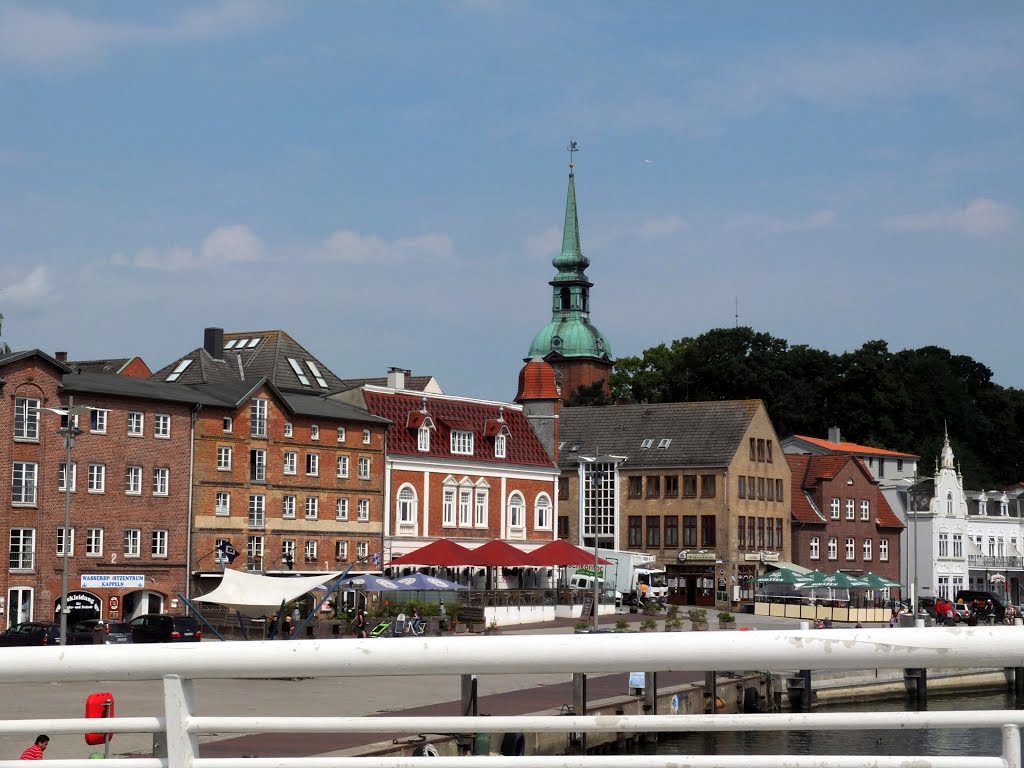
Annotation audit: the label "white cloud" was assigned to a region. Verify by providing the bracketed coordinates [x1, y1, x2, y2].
[638, 215, 685, 239]
[523, 227, 561, 260]
[0, 1, 276, 68]
[728, 210, 837, 235]
[315, 230, 454, 264]
[111, 225, 264, 271]
[882, 198, 1013, 236]
[3, 265, 56, 310]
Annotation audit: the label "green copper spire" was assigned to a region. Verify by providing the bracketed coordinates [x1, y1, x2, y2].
[527, 147, 612, 363]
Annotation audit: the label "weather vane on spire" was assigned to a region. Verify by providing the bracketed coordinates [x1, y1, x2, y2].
[567, 138, 579, 170]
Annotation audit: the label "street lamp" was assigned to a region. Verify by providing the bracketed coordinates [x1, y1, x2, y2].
[43, 396, 90, 646]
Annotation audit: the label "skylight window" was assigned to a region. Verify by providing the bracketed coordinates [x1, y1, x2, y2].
[236, 338, 250, 348]
[224, 340, 237, 350]
[306, 360, 329, 389]
[247, 337, 261, 348]
[641, 439, 654, 449]
[165, 359, 192, 382]
[287, 357, 311, 386]
[658, 439, 672, 448]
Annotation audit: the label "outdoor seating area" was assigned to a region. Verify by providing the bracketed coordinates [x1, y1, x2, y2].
[753, 566, 902, 624]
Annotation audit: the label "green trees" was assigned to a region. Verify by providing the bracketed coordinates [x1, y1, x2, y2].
[606, 327, 1024, 487]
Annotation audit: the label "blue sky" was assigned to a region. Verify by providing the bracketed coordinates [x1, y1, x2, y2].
[1, 1, 1022, 400]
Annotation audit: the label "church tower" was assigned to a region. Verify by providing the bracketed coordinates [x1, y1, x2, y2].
[526, 147, 613, 399]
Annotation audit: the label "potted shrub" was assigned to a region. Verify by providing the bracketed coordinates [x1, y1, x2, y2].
[640, 618, 658, 633]
[664, 607, 683, 632]
[687, 608, 709, 631]
[486, 617, 500, 636]
[574, 620, 592, 634]
[614, 618, 630, 632]
[718, 611, 736, 630]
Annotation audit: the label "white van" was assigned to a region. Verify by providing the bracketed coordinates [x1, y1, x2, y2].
[568, 574, 622, 607]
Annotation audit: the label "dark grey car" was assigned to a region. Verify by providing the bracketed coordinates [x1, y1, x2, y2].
[68, 619, 134, 645]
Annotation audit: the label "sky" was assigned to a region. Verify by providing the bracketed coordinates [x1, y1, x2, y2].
[1, 1, 1022, 401]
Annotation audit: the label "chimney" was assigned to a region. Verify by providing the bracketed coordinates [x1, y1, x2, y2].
[387, 366, 406, 390]
[55, 351, 68, 362]
[204, 328, 224, 360]
[827, 426, 841, 444]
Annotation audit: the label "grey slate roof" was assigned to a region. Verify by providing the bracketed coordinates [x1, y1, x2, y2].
[60, 372, 227, 406]
[70, 358, 133, 375]
[558, 400, 761, 470]
[281, 393, 389, 424]
[150, 330, 346, 394]
[337, 375, 437, 393]
[0, 349, 72, 373]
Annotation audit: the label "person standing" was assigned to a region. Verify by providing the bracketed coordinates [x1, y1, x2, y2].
[354, 609, 367, 638]
[20, 735, 49, 760]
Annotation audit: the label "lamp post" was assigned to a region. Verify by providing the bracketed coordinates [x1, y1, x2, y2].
[54, 396, 86, 646]
[589, 468, 606, 632]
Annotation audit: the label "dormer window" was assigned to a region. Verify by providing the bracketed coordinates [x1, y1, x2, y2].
[311, 425, 320, 441]
[451, 430, 474, 455]
[495, 433, 506, 459]
[418, 425, 431, 452]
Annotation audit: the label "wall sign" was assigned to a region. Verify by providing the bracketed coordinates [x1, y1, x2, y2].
[81, 575, 145, 589]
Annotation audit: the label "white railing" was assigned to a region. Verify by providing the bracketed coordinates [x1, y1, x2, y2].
[0, 627, 1022, 768]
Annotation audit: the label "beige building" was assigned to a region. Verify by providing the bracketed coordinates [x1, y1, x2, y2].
[557, 400, 791, 608]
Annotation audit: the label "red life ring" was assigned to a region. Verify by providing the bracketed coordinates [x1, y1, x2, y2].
[85, 692, 114, 746]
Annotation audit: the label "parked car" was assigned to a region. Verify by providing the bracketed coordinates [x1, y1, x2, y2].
[129, 614, 201, 643]
[953, 590, 1006, 620]
[68, 619, 134, 645]
[953, 604, 971, 623]
[0, 622, 62, 646]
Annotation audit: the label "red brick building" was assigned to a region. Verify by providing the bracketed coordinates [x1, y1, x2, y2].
[334, 366, 560, 582]
[1, 350, 200, 626]
[151, 329, 389, 596]
[786, 453, 904, 584]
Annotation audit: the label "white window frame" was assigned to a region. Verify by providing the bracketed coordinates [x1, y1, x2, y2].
[152, 467, 169, 496]
[879, 539, 889, 561]
[304, 540, 318, 563]
[86, 528, 104, 557]
[442, 485, 456, 527]
[12, 462, 38, 506]
[357, 541, 369, 559]
[397, 485, 417, 525]
[845, 499, 855, 520]
[305, 496, 319, 520]
[10, 528, 35, 570]
[306, 453, 319, 476]
[250, 449, 267, 482]
[125, 465, 142, 495]
[128, 411, 144, 436]
[418, 425, 430, 452]
[311, 425, 320, 441]
[154, 414, 171, 439]
[830, 498, 840, 519]
[223, 416, 233, 433]
[248, 494, 266, 529]
[336, 498, 349, 521]
[59, 462, 77, 493]
[475, 487, 489, 528]
[507, 491, 526, 533]
[534, 493, 552, 530]
[827, 537, 837, 560]
[283, 451, 297, 475]
[88, 463, 106, 493]
[459, 486, 472, 527]
[494, 433, 506, 459]
[863, 538, 872, 561]
[809, 536, 820, 560]
[90, 409, 108, 434]
[217, 447, 232, 471]
[57, 527, 74, 557]
[335, 541, 348, 562]
[451, 430, 474, 455]
[362, 429, 371, 445]
[215, 491, 231, 516]
[337, 455, 349, 478]
[337, 427, 346, 443]
[357, 499, 370, 521]
[247, 535, 264, 571]
[152, 530, 168, 558]
[953, 533, 963, 558]
[358, 457, 370, 479]
[124, 529, 141, 558]
[250, 398, 268, 438]
[860, 499, 870, 521]
[845, 537, 855, 560]
[14, 397, 40, 441]
[938, 532, 949, 558]
[284, 421, 293, 438]
[282, 494, 296, 519]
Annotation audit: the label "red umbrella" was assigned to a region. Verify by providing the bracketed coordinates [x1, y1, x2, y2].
[390, 539, 475, 566]
[463, 540, 537, 567]
[528, 539, 612, 567]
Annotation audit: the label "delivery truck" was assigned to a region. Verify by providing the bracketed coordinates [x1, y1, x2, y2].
[569, 549, 668, 606]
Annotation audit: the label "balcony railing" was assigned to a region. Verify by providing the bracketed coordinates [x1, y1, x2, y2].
[969, 555, 1024, 569]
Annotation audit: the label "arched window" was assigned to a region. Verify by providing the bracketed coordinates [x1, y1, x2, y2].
[559, 287, 571, 311]
[508, 492, 525, 533]
[534, 493, 552, 530]
[946, 492, 953, 515]
[397, 485, 418, 525]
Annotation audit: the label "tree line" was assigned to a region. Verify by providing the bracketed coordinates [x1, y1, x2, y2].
[566, 327, 1024, 488]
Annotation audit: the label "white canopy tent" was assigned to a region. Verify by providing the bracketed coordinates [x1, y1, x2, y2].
[193, 569, 345, 618]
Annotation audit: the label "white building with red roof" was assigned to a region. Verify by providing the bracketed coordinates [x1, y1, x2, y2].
[332, 364, 561, 583]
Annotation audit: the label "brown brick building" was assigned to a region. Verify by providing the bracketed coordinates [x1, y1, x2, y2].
[556, 400, 791, 608]
[1, 350, 203, 626]
[786, 453, 904, 586]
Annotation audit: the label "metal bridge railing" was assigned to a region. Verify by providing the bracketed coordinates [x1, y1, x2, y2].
[0, 627, 1021, 768]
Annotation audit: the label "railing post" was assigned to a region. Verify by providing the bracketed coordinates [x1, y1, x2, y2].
[643, 671, 658, 746]
[572, 672, 587, 753]
[1003, 724, 1021, 768]
[161, 675, 199, 768]
[461, 674, 477, 717]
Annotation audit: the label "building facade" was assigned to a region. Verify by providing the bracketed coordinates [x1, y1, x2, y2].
[556, 400, 791, 607]
[785, 453, 904, 590]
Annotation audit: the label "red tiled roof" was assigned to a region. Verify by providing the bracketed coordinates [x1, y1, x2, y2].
[516, 358, 560, 401]
[875, 492, 903, 528]
[791, 435, 918, 459]
[362, 390, 556, 468]
[786, 454, 825, 523]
